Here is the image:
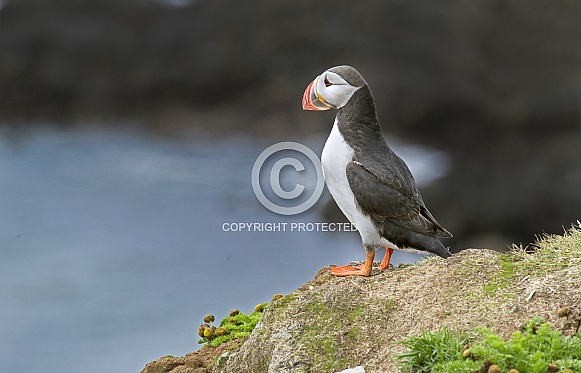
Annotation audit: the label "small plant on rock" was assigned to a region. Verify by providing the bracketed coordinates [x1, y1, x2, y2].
[197, 294, 285, 348]
[397, 319, 581, 373]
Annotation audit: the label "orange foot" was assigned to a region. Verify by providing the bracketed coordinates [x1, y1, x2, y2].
[330, 252, 374, 277]
[378, 247, 394, 271]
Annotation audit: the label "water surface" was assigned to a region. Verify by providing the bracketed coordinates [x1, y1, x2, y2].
[0, 127, 447, 372]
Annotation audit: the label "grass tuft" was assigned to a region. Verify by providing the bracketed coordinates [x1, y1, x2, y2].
[508, 221, 581, 276]
[396, 327, 471, 373]
[397, 319, 581, 373]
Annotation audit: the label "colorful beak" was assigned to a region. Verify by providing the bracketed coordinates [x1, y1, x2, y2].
[302, 78, 331, 111]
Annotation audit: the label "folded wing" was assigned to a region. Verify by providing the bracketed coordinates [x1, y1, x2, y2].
[346, 161, 453, 238]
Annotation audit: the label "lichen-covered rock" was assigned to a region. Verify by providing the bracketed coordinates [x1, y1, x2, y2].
[216, 249, 581, 373]
[143, 244, 581, 373]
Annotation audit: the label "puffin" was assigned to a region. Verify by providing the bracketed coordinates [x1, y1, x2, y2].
[302, 65, 452, 277]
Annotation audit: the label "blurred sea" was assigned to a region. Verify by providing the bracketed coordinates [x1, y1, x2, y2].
[0, 126, 449, 373]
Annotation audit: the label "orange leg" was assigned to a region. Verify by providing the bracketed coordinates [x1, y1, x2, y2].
[378, 247, 394, 271]
[330, 251, 375, 277]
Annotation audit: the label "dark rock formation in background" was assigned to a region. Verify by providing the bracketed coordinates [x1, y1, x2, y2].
[1, 0, 580, 248]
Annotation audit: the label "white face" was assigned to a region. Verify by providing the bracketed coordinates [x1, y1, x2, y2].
[313, 71, 362, 109]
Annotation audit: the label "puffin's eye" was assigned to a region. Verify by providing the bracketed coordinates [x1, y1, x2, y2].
[324, 76, 333, 87]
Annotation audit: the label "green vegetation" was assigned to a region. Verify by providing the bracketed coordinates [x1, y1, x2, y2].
[197, 302, 270, 348]
[482, 255, 517, 297]
[398, 224, 581, 372]
[300, 298, 357, 372]
[479, 223, 581, 299]
[397, 319, 581, 373]
[509, 222, 581, 276]
[397, 327, 472, 373]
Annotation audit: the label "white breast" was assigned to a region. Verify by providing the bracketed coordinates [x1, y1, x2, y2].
[321, 119, 395, 248]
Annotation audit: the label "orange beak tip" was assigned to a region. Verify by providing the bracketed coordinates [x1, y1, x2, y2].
[302, 79, 330, 111]
[302, 80, 315, 110]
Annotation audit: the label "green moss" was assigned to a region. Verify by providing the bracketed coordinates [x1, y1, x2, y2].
[270, 293, 297, 311]
[347, 327, 361, 340]
[381, 299, 397, 312]
[302, 323, 346, 372]
[346, 306, 364, 322]
[416, 256, 443, 266]
[295, 294, 368, 372]
[482, 254, 518, 297]
[302, 327, 343, 372]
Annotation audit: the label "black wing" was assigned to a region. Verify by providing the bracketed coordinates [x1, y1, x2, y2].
[346, 161, 452, 238]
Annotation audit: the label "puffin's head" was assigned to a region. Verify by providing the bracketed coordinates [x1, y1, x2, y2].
[302, 65, 366, 111]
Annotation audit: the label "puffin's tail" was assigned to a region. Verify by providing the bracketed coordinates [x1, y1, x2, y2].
[430, 238, 452, 258]
[420, 235, 452, 258]
[380, 222, 453, 258]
